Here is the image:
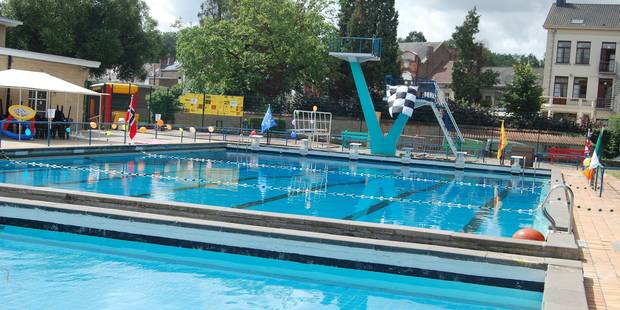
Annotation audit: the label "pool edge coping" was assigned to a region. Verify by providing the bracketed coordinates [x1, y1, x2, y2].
[0, 182, 580, 260]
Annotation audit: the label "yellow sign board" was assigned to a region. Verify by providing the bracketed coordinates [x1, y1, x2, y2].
[180, 93, 244, 117]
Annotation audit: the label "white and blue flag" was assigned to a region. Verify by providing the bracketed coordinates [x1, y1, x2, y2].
[261, 105, 277, 133]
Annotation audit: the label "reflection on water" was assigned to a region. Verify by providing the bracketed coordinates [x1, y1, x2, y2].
[0, 150, 550, 237]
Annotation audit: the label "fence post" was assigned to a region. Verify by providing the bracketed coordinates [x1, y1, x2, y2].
[88, 127, 92, 146]
[47, 121, 52, 147]
[599, 166, 605, 197]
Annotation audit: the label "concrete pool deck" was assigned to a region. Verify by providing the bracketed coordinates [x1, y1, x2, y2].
[563, 170, 620, 310]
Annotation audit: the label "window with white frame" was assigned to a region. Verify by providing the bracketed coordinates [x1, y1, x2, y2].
[572, 77, 588, 99]
[553, 76, 568, 97]
[556, 41, 571, 64]
[27, 90, 48, 114]
[575, 42, 590, 64]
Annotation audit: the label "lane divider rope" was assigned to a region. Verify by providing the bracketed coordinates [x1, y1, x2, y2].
[140, 151, 549, 193]
[0, 151, 536, 215]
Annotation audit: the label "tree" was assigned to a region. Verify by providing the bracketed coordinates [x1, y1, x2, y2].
[398, 31, 426, 43]
[198, 0, 231, 23]
[159, 32, 177, 61]
[335, 0, 400, 108]
[605, 113, 620, 159]
[0, 0, 161, 80]
[484, 49, 543, 67]
[451, 8, 497, 104]
[147, 84, 183, 123]
[501, 63, 544, 119]
[178, 0, 336, 104]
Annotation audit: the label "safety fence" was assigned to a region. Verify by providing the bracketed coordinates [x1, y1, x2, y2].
[0, 120, 587, 166]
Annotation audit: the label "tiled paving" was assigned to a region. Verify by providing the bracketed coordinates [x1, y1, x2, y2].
[563, 169, 620, 310]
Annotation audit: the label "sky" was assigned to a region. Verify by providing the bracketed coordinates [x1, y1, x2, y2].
[143, 0, 620, 59]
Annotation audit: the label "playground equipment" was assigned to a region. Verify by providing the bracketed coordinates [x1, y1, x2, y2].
[293, 109, 332, 147]
[328, 37, 463, 157]
[89, 83, 141, 125]
[0, 105, 36, 140]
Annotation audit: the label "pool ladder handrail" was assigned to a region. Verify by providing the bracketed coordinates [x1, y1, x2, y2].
[538, 184, 574, 234]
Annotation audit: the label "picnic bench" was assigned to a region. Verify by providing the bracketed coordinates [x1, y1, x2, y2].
[548, 147, 585, 164]
[340, 131, 368, 148]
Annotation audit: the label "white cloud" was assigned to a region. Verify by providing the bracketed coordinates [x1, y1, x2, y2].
[143, 0, 620, 58]
[143, 0, 202, 31]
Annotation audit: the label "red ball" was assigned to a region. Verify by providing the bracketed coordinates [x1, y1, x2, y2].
[250, 130, 257, 136]
[512, 228, 545, 241]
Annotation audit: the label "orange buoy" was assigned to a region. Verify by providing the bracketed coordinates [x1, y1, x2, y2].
[512, 228, 545, 241]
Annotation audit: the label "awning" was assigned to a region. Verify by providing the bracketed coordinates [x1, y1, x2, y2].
[0, 69, 101, 96]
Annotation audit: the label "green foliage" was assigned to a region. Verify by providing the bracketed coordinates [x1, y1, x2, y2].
[398, 31, 426, 43]
[335, 0, 400, 108]
[0, 0, 162, 80]
[609, 113, 620, 133]
[159, 32, 177, 60]
[501, 63, 544, 118]
[198, 0, 231, 22]
[178, 0, 336, 105]
[147, 85, 183, 123]
[603, 114, 620, 159]
[451, 8, 496, 105]
[483, 50, 543, 67]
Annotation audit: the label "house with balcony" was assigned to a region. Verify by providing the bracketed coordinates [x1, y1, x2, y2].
[542, 0, 620, 125]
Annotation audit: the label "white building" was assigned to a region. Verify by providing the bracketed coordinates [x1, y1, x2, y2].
[542, 0, 620, 125]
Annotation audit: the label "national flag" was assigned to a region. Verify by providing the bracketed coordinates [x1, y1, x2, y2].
[126, 94, 137, 140]
[583, 128, 592, 158]
[584, 128, 604, 181]
[261, 105, 277, 133]
[497, 120, 508, 160]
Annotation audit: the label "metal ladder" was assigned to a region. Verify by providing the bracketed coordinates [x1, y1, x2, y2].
[412, 80, 463, 157]
[538, 184, 575, 234]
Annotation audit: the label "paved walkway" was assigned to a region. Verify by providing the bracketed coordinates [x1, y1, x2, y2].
[563, 169, 620, 309]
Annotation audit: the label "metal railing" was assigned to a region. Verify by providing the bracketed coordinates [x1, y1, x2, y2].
[596, 98, 613, 109]
[538, 184, 574, 234]
[328, 37, 382, 58]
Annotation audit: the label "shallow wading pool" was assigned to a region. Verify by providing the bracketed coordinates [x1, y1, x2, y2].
[0, 225, 543, 309]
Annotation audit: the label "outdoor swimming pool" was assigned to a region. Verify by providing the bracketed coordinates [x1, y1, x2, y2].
[0, 225, 542, 309]
[0, 149, 550, 237]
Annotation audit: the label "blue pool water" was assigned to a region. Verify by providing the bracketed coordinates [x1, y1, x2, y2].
[0, 225, 542, 309]
[0, 149, 550, 237]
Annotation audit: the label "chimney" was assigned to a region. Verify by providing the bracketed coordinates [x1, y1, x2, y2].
[426, 46, 434, 62]
[557, 0, 567, 7]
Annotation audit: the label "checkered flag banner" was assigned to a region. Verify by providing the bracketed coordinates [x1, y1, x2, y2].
[386, 85, 416, 118]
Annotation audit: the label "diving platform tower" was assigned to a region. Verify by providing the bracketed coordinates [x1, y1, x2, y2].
[328, 37, 463, 157]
